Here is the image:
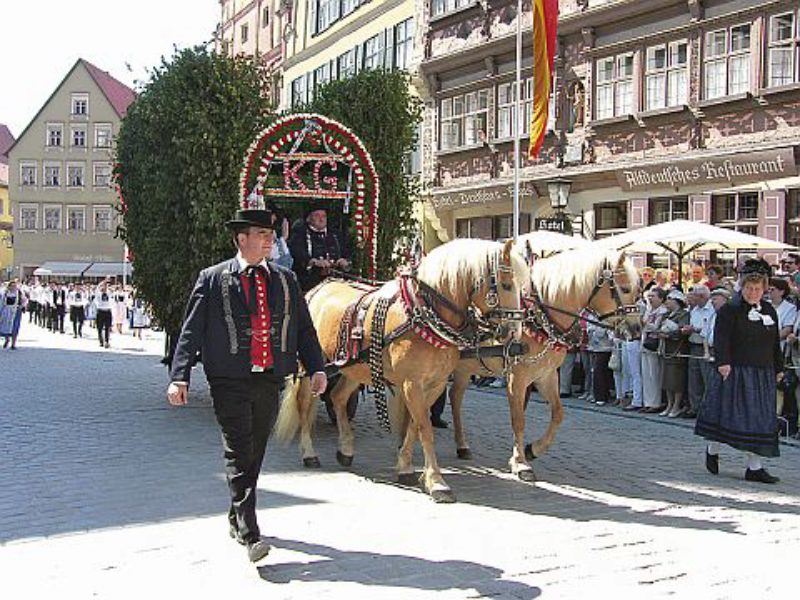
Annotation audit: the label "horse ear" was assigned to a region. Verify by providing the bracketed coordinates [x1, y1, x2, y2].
[615, 252, 627, 269]
[502, 239, 514, 265]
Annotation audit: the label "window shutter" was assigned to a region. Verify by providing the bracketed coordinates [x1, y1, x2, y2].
[384, 26, 395, 68]
[309, 0, 318, 35]
[758, 190, 786, 265]
[689, 193, 712, 262]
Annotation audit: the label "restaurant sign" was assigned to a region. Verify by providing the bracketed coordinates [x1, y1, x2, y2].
[616, 148, 796, 192]
[430, 182, 536, 211]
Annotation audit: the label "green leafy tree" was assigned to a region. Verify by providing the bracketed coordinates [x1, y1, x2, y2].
[304, 68, 423, 279]
[115, 47, 273, 345]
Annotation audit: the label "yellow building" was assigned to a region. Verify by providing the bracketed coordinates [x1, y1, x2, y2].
[0, 124, 14, 279]
[280, 0, 415, 110]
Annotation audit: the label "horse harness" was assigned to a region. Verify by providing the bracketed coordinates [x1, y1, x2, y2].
[518, 260, 639, 368]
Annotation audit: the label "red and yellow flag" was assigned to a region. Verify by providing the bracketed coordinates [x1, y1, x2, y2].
[528, 0, 559, 159]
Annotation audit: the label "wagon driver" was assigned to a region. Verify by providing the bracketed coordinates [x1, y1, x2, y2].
[288, 199, 351, 292]
[167, 205, 327, 563]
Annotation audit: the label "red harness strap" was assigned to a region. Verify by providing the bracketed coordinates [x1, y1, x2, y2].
[398, 276, 453, 349]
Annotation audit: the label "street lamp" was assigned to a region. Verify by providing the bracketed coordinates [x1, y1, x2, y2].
[547, 178, 572, 211]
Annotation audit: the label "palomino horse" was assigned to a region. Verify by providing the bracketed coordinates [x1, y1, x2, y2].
[275, 238, 530, 503]
[448, 245, 640, 481]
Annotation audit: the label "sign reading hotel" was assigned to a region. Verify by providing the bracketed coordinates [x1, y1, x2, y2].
[616, 148, 796, 192]
[431, 182, 535, 211]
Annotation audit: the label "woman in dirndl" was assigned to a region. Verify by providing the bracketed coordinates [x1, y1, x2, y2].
[129, 294, 150, 339]
[0, 280, 28, 349]
[695, 258, 784, 483]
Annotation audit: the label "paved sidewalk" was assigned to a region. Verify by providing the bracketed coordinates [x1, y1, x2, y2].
[1, 323, 799, 599]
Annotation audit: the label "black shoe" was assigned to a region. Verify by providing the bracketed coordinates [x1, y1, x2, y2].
[229, 524, 245, 545]
[247, 539, 271, 562]
[560, 392, 571, 398]
[431, 417, 449, 429]
[681, 411, 697, 419]
[705, 450, 719, 475]
[745, 468, 780, 484]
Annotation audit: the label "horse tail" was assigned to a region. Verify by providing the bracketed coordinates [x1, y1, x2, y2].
[275, 377, 303, 442]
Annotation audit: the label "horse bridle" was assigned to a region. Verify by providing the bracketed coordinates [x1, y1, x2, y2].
[525, 258, 639, 348]
[471, 252, 526, 331]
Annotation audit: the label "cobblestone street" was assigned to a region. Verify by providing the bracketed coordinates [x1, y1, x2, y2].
[1, 323, 799, 599]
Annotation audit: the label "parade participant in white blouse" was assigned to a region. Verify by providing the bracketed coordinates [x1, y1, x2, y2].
[94, 281, 114, 348]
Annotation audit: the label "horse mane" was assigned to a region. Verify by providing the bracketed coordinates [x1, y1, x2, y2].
[416, 239, 529, 305]
[531, 246, 637, 303]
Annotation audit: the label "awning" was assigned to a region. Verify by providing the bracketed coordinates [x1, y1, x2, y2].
[33, 261, 92, 277]
[82, 262, 133, 278]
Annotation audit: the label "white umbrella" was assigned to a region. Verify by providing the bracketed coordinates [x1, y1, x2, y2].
[591, 219, 796, 284]
[517, 230, 591, 258]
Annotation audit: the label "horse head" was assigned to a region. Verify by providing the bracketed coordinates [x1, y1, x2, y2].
[471, 239, 529, 342]
[585, 251, 641, 331]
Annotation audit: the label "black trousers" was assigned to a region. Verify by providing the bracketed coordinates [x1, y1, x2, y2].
[209, 371, 282, 544]
[430, 389, 447, 420]
[96, 309, 112, 344]
[591, 351, 613, 403]
[70, 306, 85, 336]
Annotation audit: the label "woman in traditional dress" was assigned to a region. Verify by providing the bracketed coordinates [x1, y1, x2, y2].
[695, 259, 784, 483]
[658, 289, 690, 417]
[129, 293, 150, 339]
[111, 285, 128, 335]
[0, 280, 28, 349]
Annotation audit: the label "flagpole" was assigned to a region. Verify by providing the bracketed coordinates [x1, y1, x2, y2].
[512, 0, 523, 242]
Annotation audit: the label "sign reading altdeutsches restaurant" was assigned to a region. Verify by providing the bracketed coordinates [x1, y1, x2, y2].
[616, 148, 796, 193]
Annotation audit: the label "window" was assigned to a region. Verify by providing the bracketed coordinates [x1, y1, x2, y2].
[67, 206, 86, 232]
[313, 63, 331, 93]
[432, 0, 469, 17]
[67, 163, 85, 188]
[262, 6, 269, 27]
[456, 213, 531, 239]
[645, 40, 688, 110]
[497, 78, 533, 139]
[241, 23, 249, 43]
[44, 163, 61, 187]
[595, 202, 627, 233]
[20, 205, 38, 230]
[317, 0, 341, 33]
[713, 192, 759, 225]
[337, 49, 357, 79]
[650, 197, 688, 224]
[20, 162, 37, 186]
[95, 123, 113, 148]
[94, 205, 113, 233]
[363, 33, 386, 69]
[46, 123, 63, 147]
[342, 0, 359, 17]
[768, 12, 799, 87]
[704, 24, 751, 99]
[93, 163, 112, 187]
[595, 53, 634, 119]
[395, 18, 414, 70]
[290, 76, 307, 107]
[71, 127, 87, 148]
[43, 205, 62, 231]
[71, 94, 88, 116]
[439, 89, 489, 150]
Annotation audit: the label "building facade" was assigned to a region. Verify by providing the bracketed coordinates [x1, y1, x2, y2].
[418, 0, 800, 269]
[218, 0, 287, 106]
[8, 59, 135, 279]
[281, 0, 416, 110]
[0, 124, 14, 278]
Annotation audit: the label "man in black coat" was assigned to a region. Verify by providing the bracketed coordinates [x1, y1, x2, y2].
[288, 200, 351, 292]
[167, 207, 327, 563]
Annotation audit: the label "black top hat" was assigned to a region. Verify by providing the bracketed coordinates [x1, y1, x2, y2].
[739, 257, 771, 277]
[226, 208, 275, 230]
[304, 199, 332, 218]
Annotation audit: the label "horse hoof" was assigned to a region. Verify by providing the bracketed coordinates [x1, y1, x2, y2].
[303, 457, 321, 469]
[517, 469, 537, 483]
[431, 489, 457, 504]
[456, 448, 472, 460]
[524, 444, 537, 462]
[336, 451, 354, 467]
[397, 472, 418, 486]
